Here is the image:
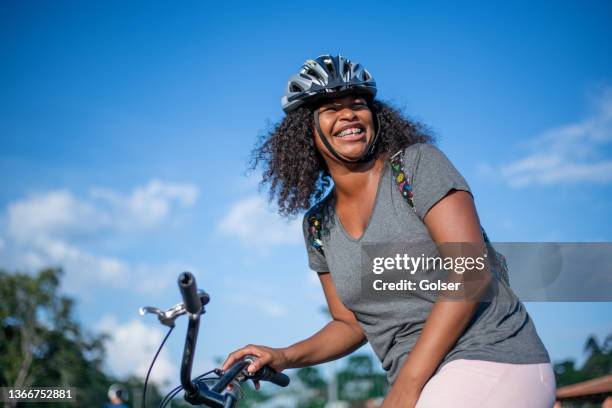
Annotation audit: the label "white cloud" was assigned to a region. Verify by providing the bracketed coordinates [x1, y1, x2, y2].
[8, 191, 108, 242]
[7, 180, 199, 242]
[0, 180, 200, 294]
[217, 196, 302, 251]
[498, 86, 612, 187]
[90, 179, 199, 230]
[2, 233, 196, 294]
[96, 316, 177, 387]
[35, 237, 127, 287]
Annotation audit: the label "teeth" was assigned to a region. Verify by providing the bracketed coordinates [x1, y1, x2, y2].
[337, 128, 363, 137]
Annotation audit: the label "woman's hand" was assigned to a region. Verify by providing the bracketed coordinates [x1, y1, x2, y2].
[221, 344, 290, 390]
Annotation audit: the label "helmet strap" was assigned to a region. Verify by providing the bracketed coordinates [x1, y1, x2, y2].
[313, 108, 381, 165]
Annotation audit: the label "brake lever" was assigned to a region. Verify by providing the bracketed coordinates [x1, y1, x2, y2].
[139, 290, 210, 328]
[239, 355, 290, 387]
[232, 355, 269, 382]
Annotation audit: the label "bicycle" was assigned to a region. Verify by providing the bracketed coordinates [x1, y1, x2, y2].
[140, 271, 290, 407]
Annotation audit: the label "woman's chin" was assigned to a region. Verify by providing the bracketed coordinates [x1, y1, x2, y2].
[329, 138, 369, 158]
[334, 147, 369, 162]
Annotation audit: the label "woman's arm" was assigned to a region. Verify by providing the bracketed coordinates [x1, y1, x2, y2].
[222, 273, 366, 375]
[283, 273, 367, 367]
[381, 189, 492, 408]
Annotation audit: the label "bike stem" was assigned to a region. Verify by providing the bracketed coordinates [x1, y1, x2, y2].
[181, 314, 201, 396]
[180, 308, 242, 407]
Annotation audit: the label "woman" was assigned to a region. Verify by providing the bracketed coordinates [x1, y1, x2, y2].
[222, 55, 556, 407]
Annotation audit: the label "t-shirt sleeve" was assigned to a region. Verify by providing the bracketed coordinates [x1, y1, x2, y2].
[302, 213, 330, 274]
[409, 143, 473, 221]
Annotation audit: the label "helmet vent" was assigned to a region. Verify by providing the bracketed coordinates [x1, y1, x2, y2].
[342, 62, 350, 78]
[324, 60, 335, 77]
[290, 83, 304, 93]
[306, 68, 319, 79]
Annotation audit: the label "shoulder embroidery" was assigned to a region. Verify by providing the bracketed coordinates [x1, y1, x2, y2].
[390, 150, 415, 210]
[307, 211, 325, 256]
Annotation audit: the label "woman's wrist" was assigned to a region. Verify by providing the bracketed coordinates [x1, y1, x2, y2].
[278, 345, 298, 369]
[394, 369, 426, 395]
[382, 385, 420, 408]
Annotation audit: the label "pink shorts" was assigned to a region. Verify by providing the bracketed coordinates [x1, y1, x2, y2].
[415, 359, 557, 408]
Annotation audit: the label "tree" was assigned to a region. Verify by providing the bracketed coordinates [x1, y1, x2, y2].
[296, 366, 327, 408]
[337, 354, 388, 404]
[580, 334, 612, 379]
[554, 333, 612, 387]
[0, 267, 164, 407]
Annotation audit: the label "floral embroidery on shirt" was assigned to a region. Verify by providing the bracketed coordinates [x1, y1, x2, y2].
[307, 211, 325, 256]
[390, 150, 415, 209]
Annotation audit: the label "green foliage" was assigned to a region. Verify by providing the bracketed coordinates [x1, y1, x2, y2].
[235, 381, 273, 408]
[0, 268, 164, 407]
[337, 354, 388, 403]
[297, 367, 327, 390]
[554, 333, 612, 387]
[296, 367, 327, 408]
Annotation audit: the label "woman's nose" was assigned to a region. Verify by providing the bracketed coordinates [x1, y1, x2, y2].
[338, 106, 358, 120]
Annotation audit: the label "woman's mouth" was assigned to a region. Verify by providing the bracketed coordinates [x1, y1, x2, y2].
[334, 127, 366, 141]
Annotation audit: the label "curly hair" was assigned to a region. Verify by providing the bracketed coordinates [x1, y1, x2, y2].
[250, 100, 436, 217]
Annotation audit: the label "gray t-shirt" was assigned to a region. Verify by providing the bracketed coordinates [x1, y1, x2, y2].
[302, 142, 551, 385]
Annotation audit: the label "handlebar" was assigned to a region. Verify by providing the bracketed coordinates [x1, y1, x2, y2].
[178, 272, 202, 315]
[140, 271, 290, 407]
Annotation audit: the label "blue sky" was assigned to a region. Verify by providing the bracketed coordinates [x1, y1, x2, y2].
[1, 0, 611, 389]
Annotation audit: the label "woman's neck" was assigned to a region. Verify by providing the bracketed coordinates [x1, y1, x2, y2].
[327, 155, 386, 202]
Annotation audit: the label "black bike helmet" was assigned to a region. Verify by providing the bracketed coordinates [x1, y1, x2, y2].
[281, 54, 377, 113]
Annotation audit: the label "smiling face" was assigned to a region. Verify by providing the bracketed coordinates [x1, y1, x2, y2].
[312, 94, 376, 163]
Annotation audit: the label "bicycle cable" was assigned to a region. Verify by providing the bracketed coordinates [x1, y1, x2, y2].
[159, 369, 218, 408]
[160, 385, 182, 408]
[142, 326, 174, 408]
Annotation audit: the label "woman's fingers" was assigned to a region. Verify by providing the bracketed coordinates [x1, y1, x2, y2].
[221, 345, 254, 371]
[247, 353, 271, 374]
[220, 345, 285, 393]
[222, 344, 268, 372]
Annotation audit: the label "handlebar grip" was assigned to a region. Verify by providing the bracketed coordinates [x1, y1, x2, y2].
[243, 356, 290, 388]
[178, 272, 202, 315]
[257, 366, 290, 387]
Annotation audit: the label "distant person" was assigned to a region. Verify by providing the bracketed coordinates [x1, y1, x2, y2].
[104, 383, 129, 407]
[222, 54, 556, 407]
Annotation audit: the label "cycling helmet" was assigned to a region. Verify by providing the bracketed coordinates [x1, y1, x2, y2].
[281, 54, 377, 113]
[282, 54, 381, 164]
[107, 383, 129, 403]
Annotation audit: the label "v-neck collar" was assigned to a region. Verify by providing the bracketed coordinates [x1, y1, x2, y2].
[333, 161, 389, 242]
